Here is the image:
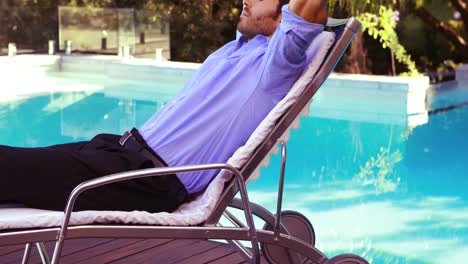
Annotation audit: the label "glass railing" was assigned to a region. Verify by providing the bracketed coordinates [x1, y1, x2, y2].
[0, 5, 170, 60]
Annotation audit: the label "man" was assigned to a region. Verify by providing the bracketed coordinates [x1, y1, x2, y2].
[0, 0, 327, 213]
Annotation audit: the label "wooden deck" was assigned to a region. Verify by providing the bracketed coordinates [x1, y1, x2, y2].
[0, 238, 269, 263]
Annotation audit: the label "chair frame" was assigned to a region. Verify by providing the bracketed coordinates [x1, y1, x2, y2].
[0, 17, 365, 264]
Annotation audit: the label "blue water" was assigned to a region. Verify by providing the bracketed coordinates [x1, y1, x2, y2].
[1, 74, 467, 264]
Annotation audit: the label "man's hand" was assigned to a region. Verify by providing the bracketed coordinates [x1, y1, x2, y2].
[289, 0, 328, 25]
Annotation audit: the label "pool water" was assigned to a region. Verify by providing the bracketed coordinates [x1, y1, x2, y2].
[0, 73, 467, 264]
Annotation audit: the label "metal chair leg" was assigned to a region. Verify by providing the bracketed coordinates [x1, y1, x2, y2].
[36, 242, 51, 264]
[21, 243, 32, 264]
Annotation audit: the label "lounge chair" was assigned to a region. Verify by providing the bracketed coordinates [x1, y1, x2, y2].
[0, 17, 367, 264]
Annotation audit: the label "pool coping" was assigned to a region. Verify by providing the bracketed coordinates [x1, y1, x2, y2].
[0, 54, 429, 85]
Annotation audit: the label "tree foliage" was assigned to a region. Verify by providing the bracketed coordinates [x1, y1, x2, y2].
[330, 0, 468, 60]
[1, 0, 465, 76]
[0, 0, 241, 62]
[143, 0, 241, 62]
[358, 7, 420, 76]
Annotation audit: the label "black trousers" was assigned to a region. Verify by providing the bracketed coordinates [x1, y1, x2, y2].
[0, 133, 188, 213]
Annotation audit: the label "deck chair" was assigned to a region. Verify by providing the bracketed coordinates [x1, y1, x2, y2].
[0, 17, 367, 264]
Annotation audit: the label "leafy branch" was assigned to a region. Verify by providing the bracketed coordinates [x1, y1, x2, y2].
[358, 6, 421, 76]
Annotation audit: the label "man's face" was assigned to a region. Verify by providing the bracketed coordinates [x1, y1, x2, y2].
[237, 0, 282, 40]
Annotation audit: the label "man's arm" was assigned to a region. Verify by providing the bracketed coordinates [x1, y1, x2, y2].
[289, 0, 328, 25]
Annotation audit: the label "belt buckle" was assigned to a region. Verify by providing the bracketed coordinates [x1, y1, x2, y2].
[119, 131, 133, 146]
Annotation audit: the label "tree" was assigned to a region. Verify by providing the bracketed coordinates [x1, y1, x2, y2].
[330, 0, 468, 61]
[415, 1, 467, 59]
[144, 0, 241, 62]
[1, 0, 241, 61]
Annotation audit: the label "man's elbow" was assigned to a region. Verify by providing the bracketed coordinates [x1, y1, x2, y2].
[289, 0, 328, 25]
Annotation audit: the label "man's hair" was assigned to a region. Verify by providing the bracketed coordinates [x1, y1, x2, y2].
[278, 0, 290, 14]
[280, 0, 290, 6]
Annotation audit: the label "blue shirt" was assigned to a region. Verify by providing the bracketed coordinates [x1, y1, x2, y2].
[140, 5, 324, 194]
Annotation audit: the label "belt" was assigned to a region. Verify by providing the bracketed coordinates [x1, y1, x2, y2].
[119, 128, 167, 168]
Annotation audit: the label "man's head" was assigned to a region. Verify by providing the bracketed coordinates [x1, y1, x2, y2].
[237, 0, 290, 40]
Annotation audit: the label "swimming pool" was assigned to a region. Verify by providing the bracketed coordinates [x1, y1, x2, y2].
[0, 69, 466, 263]
[251, 80, 468, 263]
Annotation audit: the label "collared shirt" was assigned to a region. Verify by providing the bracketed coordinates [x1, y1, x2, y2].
[140, 5, 324, 194]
